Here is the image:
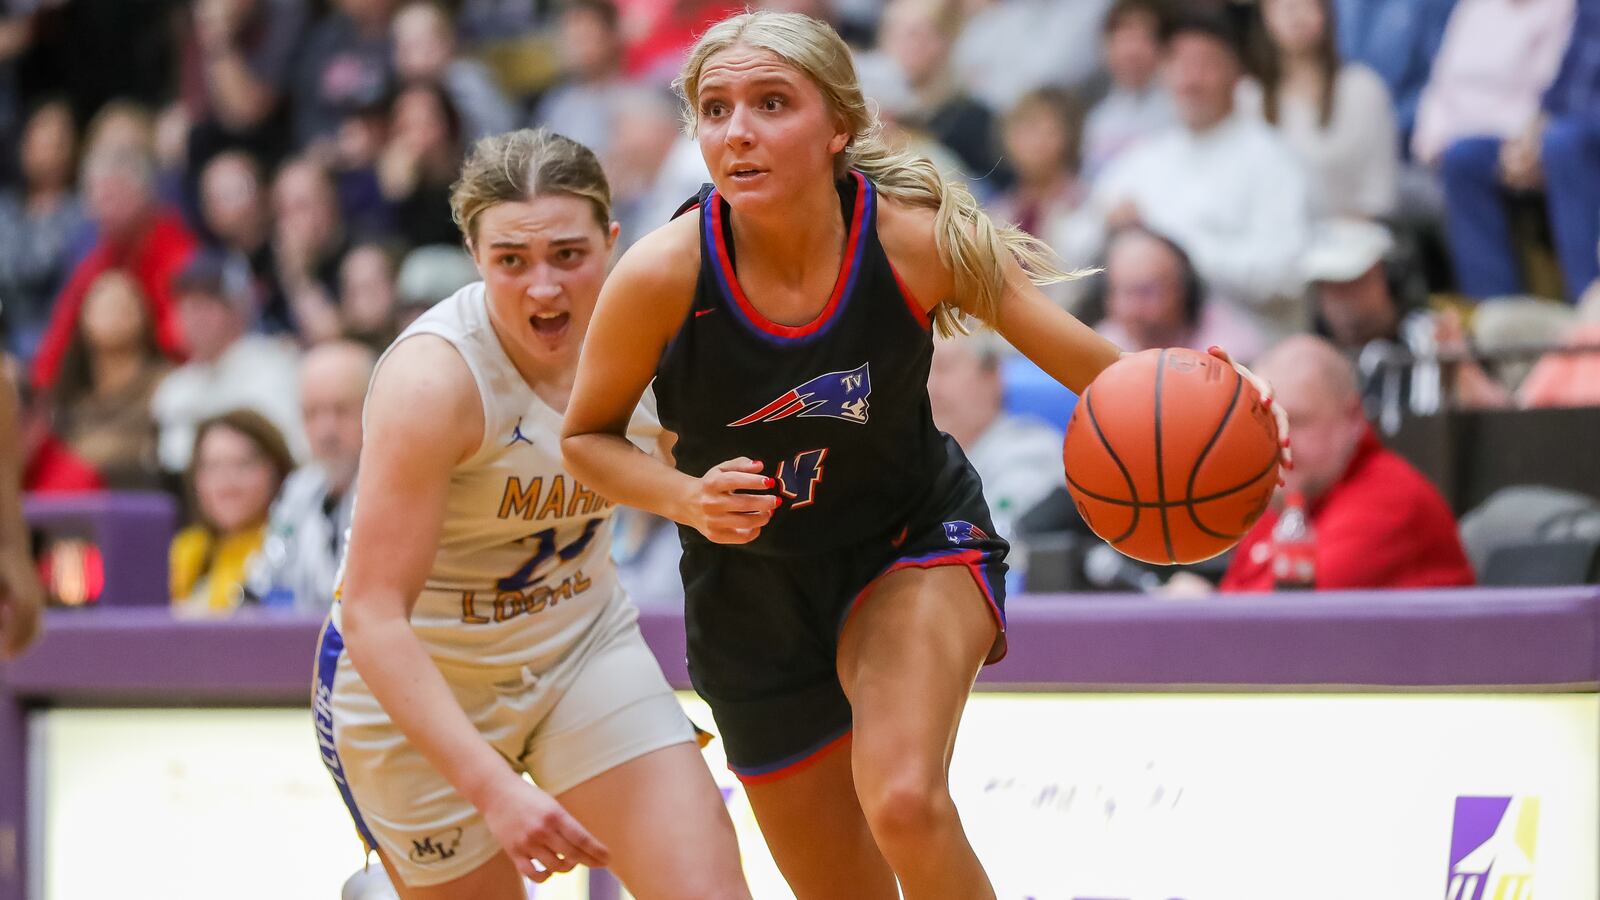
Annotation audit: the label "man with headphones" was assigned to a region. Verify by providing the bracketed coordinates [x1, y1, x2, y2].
[1096, 225, 1266, 362]
[1302, 218, 1441, 430]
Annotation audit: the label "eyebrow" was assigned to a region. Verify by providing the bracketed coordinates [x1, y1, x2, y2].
[488, 236, 592, 250]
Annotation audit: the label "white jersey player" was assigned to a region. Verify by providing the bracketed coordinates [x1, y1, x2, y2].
[313, 129, 749, 900]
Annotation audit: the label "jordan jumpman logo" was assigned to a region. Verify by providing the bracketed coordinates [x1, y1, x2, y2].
[507, 417, 534, 447]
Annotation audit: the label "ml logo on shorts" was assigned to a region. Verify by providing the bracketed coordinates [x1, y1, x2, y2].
[1445, 796, 1539, 900]
[409, 827, 464, 864]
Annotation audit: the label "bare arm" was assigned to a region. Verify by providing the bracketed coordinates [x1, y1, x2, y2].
[339, 336, 607, 881]
[0, 362, 42, 659]
[562, 217, 778, 544]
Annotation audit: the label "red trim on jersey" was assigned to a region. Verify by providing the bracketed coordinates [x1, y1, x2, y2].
[888, 260, 932, 330]
[837, 548, 1006, 660]
[709, 171, 868, 339]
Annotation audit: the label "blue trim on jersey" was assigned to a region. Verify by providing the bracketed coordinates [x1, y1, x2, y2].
[313, 618, 379, 852]
[704, 172, 875, 346]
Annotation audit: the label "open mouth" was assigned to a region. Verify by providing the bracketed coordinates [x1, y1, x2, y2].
[730, 167, 766, 181]
[529, 311, 570, 336]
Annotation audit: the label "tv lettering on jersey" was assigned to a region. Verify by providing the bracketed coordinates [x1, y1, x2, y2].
[729, 363, 872, 427]
[459, 570, 594, 624]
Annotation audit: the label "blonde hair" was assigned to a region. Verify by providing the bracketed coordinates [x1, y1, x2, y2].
[449, 128, 611, 246]
[678, 11, 1075, 335]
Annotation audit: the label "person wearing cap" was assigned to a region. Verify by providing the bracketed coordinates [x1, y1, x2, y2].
[392, 243, 478, 333]
[150, 252, 305, 473]
[1302, 218, 1442, 425]
[1059, 9, 1313, 343]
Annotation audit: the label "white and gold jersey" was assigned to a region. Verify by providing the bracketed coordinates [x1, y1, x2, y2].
[331, 282, 660, 673]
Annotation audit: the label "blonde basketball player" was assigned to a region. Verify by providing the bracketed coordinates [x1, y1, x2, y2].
[314, 129, 749, 900]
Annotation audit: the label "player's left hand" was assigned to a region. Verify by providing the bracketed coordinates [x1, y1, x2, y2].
[1208, 346, 1292, 475]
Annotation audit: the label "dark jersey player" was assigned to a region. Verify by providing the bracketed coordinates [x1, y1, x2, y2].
[562, 11, 1290, 900]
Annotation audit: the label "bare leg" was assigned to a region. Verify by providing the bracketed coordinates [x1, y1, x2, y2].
[556, 742, 751, 900]
[741, 737, 899, 900]
[373, 848, 526, 900]
[837, 565, 998, 900]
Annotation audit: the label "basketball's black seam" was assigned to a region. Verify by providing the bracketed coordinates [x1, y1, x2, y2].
[1184, 366, 1245, 540]
[1152, 349, 1176, 563]
[1082, 385, 1141, 544]
[1067, 454, 1281, 510]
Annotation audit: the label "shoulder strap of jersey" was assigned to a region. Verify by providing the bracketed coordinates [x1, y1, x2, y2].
[673, 184, 715, 220]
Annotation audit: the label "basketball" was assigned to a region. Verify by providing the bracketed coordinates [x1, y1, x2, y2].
[1064, 348, 1282, 565]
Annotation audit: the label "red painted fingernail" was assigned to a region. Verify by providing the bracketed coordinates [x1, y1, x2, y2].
[1281, 437, 1291, 448]
[763, 477, 775, 489]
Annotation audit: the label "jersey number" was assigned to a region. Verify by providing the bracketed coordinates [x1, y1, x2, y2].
[498, 518, 603, 591]
[776, 449, 829, 508]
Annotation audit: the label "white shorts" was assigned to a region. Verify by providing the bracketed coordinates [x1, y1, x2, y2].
[313, 599, 695, 888]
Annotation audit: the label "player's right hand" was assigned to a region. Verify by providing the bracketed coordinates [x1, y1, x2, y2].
[686, 457, 780, 544]
[480, 778, 610, 883]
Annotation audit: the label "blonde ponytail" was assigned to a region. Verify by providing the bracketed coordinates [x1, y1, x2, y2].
[679, 10, 1080, 336]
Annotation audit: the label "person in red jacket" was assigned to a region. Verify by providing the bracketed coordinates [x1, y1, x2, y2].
[31, 146, 197, 390]
[1221, 335, 1474, 591]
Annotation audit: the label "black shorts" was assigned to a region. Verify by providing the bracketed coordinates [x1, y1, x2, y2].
[678, 455, 1009, 783]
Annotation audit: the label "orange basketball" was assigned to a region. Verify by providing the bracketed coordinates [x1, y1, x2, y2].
[1063, 348, 1281, 565]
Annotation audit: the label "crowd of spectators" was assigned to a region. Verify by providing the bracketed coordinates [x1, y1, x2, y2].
[0, 0, 1595, 612]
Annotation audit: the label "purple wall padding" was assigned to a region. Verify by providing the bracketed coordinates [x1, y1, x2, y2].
[2, 586, 1597, 900]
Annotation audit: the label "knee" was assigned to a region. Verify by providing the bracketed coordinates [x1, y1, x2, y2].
[1439, 137, 1499, 181]
[858, 769, 954, 848]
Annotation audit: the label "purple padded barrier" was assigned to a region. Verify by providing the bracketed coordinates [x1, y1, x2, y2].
[23, 492, 176, 608]
[1, 586, 1598, 900]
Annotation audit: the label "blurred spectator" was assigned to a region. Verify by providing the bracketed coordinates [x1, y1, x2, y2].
[1219, 335, 1474, 591]
[1064, 11, 1312, 342]
[606, 86, 708, 250]
[290, 0, 397, 155]
[533, 0, 630, 158]
[0, 99, 86, 359]
[328, 100, 398, 238]
[928, 331, 1064, 530]
[151, 253, 303, 474]
[621, 0, 743, 83]
[32, 145, 197, 390]
[453, 0, 548, 48]
[1240, 0, 1398, 218]
[873, 0, 1006, 187]
[49, 270, 169, 489]
[1095, 226, 1264, 360]
[198, 151, 288, 332]
[178, 0, 308, 177]
[1335, 0, 1455, 150]
[392, 1, 518, 142]
[1428, 0, 1598, 301]
[339, 242, 400, 349]
[0, 355, 45, 660]
[1301, 219, 1439, 426]
[246, 340, 374, 610]
[379, 83, 465, 248]
[952, 0, 1112, 113]
[271, 157, 350, 343]
[394, 243, 479, 331]
[1081, 0, 1176, 179]
[989, 87, 1083, 241]
[10, 358, 103, 495]
[1410, 0, 1571, 166]
[0, 7, 30, 161]
[171, 409, 294, 613]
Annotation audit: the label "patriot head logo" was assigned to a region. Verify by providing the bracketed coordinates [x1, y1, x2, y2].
[943, 521, 988, 543]
[729, 363, 871, 427]
[1445, 796, 1539, 900]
